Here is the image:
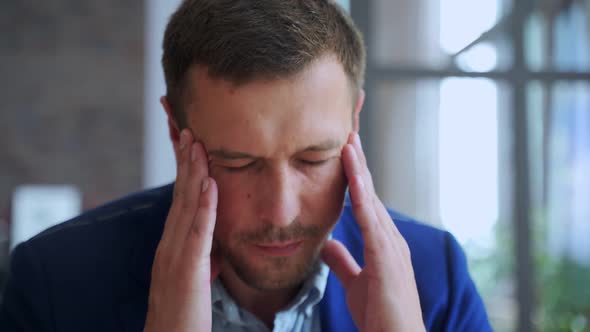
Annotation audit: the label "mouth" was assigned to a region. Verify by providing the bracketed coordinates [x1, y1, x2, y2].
[253, 240, 304, 257]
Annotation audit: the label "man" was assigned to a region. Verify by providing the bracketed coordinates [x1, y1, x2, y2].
[0, 0, 492, 331]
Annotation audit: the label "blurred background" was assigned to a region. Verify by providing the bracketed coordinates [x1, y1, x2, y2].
[1, 0, 589, 331]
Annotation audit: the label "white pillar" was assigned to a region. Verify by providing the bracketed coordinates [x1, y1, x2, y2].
[337, 0, 350, 12]
[369, 0, 443, 224]
[143, 0, 182, 188]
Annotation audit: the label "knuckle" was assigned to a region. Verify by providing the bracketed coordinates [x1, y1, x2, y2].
[352, 197, 368, 212]
[179, 199, 190, 213]
[180, 196, 195, 215]
[190, 221, 203, 236]
[373, 229, 388, 249]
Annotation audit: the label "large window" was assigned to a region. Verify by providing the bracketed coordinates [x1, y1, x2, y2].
[351, 0, 590, 331]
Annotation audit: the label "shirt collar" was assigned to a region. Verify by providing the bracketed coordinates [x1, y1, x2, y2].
[211, 258, 330, 324]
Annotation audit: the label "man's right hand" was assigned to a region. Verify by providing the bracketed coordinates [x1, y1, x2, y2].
[144, 129, 220, 332]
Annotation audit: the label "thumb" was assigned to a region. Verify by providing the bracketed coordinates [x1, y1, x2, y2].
[321, 239, 361, 289]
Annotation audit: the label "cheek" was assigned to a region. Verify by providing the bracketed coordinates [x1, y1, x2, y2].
[210, 171, 254, 239]
[301, 162, 348, 220]
[210, 161, 347, 235]
[210, 167, 250, 206]
[305, 160, 347, 194]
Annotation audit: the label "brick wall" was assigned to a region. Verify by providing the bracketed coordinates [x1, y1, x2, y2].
[0, 0, 145, 285]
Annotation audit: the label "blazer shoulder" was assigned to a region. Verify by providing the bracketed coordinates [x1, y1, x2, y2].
[28, 183, 173, 247]
[382, 210, 461, 289]
[385, 210, 492, 331]
[1, 184, 174, 331]
[340, 206, 450, 257]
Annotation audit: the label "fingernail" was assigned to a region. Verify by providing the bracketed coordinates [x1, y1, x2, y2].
[201, 178, 209, 193]
[348, 132, 355, 144]
[179, 130, 188, 150]
[191, 144, 198, 162]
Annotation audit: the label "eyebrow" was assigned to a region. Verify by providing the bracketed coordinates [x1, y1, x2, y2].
[301, 139, 342, 152]
[208, 150, 257, 160]
[208, 139, 343, 160]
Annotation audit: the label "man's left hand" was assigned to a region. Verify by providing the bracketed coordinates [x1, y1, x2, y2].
[321, 132, 425, 332]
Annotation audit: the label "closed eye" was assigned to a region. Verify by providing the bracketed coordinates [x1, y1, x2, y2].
[299, 159, 328, 166]
[223, 161, 256, 172]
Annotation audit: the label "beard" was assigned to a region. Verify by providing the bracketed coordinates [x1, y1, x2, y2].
[218, 219, 330, 291]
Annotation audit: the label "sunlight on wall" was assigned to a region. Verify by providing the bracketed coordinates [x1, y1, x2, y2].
[438, 0, 500, 245]
[439, 0, 498, 54]
[336, 0, 350, 12]
[439, 78, 499, 244]
[457, 42, 498, 72]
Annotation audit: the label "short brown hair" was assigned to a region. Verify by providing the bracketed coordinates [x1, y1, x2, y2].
[162, 0, 366, 127]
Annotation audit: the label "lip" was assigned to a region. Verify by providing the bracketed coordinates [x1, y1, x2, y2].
[253, 240, 303, 256]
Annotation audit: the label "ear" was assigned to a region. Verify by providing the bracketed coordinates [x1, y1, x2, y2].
[353, 89, 365, 133]
[160, 96, 182, 160]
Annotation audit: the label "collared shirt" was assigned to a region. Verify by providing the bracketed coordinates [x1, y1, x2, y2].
[211, 261, 330, 332]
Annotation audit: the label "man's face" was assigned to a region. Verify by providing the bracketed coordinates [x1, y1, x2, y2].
[181, 56, 357, 291]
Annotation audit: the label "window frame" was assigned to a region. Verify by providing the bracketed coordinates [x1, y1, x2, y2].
[350, 1, 590, 331]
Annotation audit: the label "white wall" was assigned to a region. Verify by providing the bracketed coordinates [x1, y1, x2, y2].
[143, 0, 182, 188]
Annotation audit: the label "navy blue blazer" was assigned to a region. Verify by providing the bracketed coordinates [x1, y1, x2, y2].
[0, 184, 492, 331]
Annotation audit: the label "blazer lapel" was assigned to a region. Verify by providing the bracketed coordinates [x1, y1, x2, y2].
[319, 207, 362, 332]
[319, 272, 358, 332]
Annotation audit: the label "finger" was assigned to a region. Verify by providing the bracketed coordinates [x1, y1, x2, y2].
[321, 239, 361, 290]
[160, 129, 192, 246]
[375, 209, 409, 257]
[375, 202, 403, 240]
[343, 145, 390, 258]
[350, 132, 367, 168]
[178, 177, 218, 288]
[348, 133, 395, 238]
[172, 129, 192, 198]
[350, 132, 376, 195]
[342, 144, 379, 234]
[172, 141, 210, 249]
[179, 178, 218, 287]
[346, 134, 408, 268]
[184, 177, 218, 260]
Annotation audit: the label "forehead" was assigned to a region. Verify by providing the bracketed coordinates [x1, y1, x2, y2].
[184, 56, 354, 155]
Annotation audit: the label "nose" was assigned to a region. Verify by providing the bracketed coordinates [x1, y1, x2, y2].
[257, 165, 300, 227]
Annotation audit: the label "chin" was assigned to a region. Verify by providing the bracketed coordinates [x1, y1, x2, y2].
[226, 240, 325, 291]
